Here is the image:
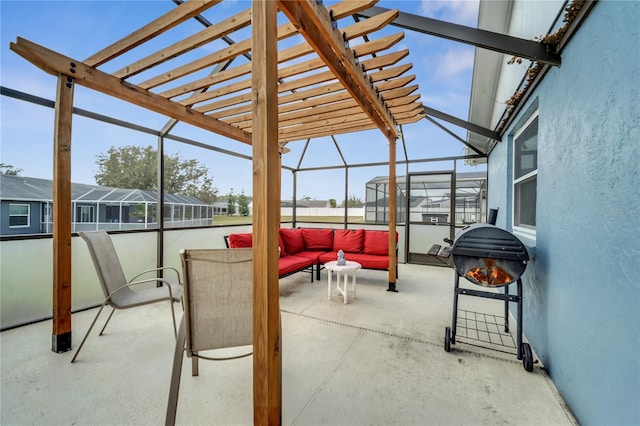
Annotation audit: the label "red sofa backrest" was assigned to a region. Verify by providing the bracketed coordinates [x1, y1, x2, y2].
[279, 228, 305, 254]
[300, 228, 334, 251]
[228, 233, 253, 248]
[228, 232, 286, 257]
[333, 229, 365, 253]
[363, 230, 398, 256]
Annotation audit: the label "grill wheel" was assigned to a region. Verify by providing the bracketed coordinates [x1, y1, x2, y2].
[522, 343, 534, 372]
[444, 327, 452, 352]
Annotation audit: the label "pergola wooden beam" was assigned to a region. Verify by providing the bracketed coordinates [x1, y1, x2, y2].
[51, 74, 74, 353]
[10, 37, 252, 145]
[251, 2, 281, 423]
[278, 0, 398, 141]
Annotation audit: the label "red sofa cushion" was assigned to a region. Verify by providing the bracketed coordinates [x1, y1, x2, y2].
[319, 252, 391, 270]
[363, 230, 395, 255]
[343, 253, 391, 270]
[278, 234, 286, 257]
[279, 228, 305, 254]
[301, 228, 334, 251]
[319, 251, 340, 264]
[228, 233, 252, 248]
[278, 255, 313, 277]
[333, 229, 365, 253]
[294, 250, 324, 264]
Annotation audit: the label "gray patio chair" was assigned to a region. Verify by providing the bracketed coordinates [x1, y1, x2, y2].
[165, 248, 255, 426]
[71, 230, 183, 363]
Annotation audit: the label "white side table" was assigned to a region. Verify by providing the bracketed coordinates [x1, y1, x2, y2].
[325, 260, 362, 304]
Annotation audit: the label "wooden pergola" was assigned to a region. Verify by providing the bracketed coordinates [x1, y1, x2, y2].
[10, 0, 425, 423]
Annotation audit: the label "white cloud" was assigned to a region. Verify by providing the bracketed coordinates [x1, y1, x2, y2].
[419, 0, 480, 26]
[433, 47, 475, 77]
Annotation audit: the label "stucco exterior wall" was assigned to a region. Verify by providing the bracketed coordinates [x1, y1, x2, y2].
[0, 200, 40, 235]
[488, 2, 640, 424]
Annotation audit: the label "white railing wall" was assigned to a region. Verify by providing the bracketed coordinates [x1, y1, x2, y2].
[281, 207, 364, 218]
[0, 227, 235, 330]
[1, 222, 404, 330]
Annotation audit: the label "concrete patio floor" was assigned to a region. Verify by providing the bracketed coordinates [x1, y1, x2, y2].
[1, 264, 576, 425]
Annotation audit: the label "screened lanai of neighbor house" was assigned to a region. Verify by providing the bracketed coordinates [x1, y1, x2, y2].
[2, 0, 638, 425]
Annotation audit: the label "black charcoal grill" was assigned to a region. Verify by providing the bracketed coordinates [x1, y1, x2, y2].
[451, 224, 529, 287]
[443, 222, 535, 372]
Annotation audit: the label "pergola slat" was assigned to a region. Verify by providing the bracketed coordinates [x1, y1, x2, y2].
[161, 40, 310, 99]
[140, 0, 381, 92]
[84, 0, 221, 67]
[181, 21, 405, 107]
[139, 22, 299, 90]
[219, 62, 413, 126]
[242, 89, 420, 133]
[194, 49, 410, 115]
[114, 8, 252, 79]
[160, 2, 394, 100]
[278, 0, 399, 141]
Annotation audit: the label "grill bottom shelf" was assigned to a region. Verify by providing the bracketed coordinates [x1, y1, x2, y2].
[454, 309, 517, 355]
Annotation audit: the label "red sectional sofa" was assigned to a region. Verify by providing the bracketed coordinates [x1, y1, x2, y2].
[225, 232, 315, 281]
[226, 228, 397, 281]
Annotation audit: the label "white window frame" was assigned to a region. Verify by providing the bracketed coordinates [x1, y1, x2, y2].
[78, 205, 94, 223]
[513, 113, 538, 238]
[9, 203, 30, 228]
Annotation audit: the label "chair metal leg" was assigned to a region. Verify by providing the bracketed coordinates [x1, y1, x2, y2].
[192, 354, 199, 376]
[98, 307, 116, 336]
[169, 299, 178, 338]
[165, 318, 186, 426]
[71, 302, 109, 363]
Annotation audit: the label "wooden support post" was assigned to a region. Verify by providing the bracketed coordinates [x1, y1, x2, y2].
[52, 73, 74, 352]
[251, 1, 282, 424]
[387, 137, 398, 292]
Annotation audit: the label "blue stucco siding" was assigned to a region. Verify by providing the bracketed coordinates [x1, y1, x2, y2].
[488, 1, 640, 424]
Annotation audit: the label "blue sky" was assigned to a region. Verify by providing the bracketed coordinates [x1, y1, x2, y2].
[0, 0, 485, 201]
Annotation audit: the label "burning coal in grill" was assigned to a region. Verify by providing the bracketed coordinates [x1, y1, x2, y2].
[465, 258, 513, 286]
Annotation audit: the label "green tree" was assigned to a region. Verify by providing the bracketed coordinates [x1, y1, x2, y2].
[238, 190, 250, 216]
[341, 195, 363, 208]
[0, 163, 22, 175]
[226, 189, 236, 215]
[95, 145, 218, 203]
[329, 198, 337, 208]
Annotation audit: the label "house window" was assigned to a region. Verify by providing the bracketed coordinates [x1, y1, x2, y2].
[78, 206, 94, 223]
[514, 115, 538, 231]
[9, 204, 30, 227]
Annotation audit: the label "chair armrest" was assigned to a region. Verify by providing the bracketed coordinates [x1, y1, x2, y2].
[107, 278, 178, 301]
[129, 266, 182, 285]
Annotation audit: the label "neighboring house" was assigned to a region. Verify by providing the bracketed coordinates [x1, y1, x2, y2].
[0, 174, 214, 235]
[213, 200, 236, 215]
[468, 1, 639, 424]
[365, 172, 487, 224]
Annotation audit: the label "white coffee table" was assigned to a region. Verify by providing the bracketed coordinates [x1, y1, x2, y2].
[325, 260, 362, 304]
